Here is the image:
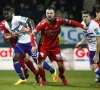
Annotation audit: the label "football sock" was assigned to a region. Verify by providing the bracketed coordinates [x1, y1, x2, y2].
[25, 59, 37, 75]
[38, 69, 46, 81]
[58, 67, 65, 78]
[14, 61, 25, 79]
[19, 57, 26, 70]
[43, 61, 55, 73]
[94, 68, 100, 76]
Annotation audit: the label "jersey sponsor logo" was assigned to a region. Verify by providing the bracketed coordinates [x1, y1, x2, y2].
[45, 29, 60, 36]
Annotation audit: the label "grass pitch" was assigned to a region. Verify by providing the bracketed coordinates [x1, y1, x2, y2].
[0, 70, 100, 90]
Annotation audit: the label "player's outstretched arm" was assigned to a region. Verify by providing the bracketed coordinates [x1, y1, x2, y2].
[75, 37, 86, 48]
[69, 20, 88, 30]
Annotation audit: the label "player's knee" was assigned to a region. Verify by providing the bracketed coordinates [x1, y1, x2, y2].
[91, 64, 98, 70]
[38, 64, 43, 70]
[24, 57, 28, 63]
[13, 53, 20, 62]
[57, 62, 64, 68]
[13, 56, 19, 62]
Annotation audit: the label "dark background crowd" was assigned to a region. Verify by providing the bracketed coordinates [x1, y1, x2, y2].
[0, 0, 100, 25]
[0, 0, 100, 46]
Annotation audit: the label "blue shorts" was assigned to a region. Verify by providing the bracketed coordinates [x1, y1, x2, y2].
[14, 42, 37, 58]
[89, 51, 100, 65]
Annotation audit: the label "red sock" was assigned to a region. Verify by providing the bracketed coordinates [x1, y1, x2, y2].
[38, 69, 46, 81]
[19, 57, 26, 70]
[58, 67, 65, 78]
[25, 59, 37, 75]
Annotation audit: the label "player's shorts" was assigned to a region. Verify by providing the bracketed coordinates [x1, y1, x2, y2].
[38, 45, 63, 62]
[89, 51, 100, 66]
[14, 42, 37, 58]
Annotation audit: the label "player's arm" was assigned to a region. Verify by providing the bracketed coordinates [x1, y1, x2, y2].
[3, 31, 18, 40]
[93, 24, 100, 63]
[30, 22, 43, 53]
[60, 18, 88, 30]
[75, 37, 86, 48]
[18, 16, 35, 33]
[2, 33, 12, 40]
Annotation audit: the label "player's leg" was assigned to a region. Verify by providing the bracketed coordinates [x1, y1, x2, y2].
[13, 43, 26, 85]
[46, 54, 58, 82]
[57, 61, 67, 85]
[24, 54, 40, 83]
[37, 47, 48, 86]
[89, 51, 100, 82]
[50, 46, 67, 85]
[19, 54, 29, 79]
[26, 43, 41, 83]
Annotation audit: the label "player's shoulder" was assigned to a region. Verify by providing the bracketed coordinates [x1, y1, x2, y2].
[12, 15, 21, 22]
[0, 20, 8, 29]
[91, 20, 99, 26]
[56, 17, 63, 21]
[0, 20, 7, 25]
[38, 19, 46, 26]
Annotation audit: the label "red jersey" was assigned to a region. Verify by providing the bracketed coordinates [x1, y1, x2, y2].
[93, 18, 100, 26]
[0, 20, 17, 47]
[35, 17, 84, 48]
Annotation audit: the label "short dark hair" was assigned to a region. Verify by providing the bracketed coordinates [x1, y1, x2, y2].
[96, 6, 100, 12]
[82, 10, 90, 15]
[46, 7, 55, 12]
[3, 6, 15, 13]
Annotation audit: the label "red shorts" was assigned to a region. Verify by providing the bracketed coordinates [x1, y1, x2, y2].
[38, 45, 63, 62]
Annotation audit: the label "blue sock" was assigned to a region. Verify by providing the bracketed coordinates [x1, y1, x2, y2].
[43, 61, 54, 74]
[14, 61, 25, 79]
[95, 68, 100, 76]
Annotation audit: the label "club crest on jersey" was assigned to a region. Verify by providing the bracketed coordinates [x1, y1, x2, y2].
[94, 28, 100, 35]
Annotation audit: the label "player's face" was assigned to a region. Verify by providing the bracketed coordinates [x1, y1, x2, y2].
[82, 14, 91, 25]
[46, 9, 55, 21]
[3, 10, 12, 21]
[96, 12, 100, 20]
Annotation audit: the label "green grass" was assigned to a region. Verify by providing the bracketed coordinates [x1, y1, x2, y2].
[0, 70, 100, 90]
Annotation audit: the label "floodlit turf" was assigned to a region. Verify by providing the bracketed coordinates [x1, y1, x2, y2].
[0, 70, 100, 90]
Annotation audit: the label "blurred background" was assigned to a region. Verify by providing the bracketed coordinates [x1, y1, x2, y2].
[0, 0, 99, 70]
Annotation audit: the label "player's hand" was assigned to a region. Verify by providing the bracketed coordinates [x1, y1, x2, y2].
[75, 42, 82, 48]
[83, 26, 88, 30]
[11, 31, 18, 36]
[2, 33, 12, 39]
[93, 54, 99, 64]
[31, 46, 37, 53]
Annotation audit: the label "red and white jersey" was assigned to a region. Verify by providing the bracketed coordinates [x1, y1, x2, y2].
[35, 17, 70, 48]
[93, 18, 100, 26]
[0, 20, 17, 47]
